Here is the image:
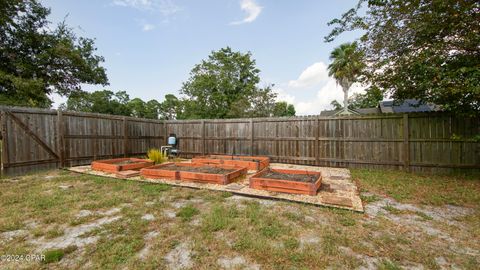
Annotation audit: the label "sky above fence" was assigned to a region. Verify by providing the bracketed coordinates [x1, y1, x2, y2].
[43, 0, 364, 115]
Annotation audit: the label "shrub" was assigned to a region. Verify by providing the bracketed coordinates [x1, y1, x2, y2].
[147, 148, 167, 164]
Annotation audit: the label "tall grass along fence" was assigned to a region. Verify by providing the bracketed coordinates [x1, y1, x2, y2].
[0, 106, 478, 176]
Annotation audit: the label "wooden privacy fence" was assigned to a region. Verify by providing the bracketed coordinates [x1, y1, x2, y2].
[0, 106, 479, 176]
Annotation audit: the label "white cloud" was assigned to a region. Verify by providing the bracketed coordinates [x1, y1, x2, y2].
[157, 0, 182, 16]
[273, 88, 295, 104]
[230, 0, 262, 25]
[294, 79, 366, 115]
[112, 0, 181, 15]
[112, 0, 154, 10]
[280, 61, 367, 115]
[142, 22, 155, 31]
[288, 62, 329, 88]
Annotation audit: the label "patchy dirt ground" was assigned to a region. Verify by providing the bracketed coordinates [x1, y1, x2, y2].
[0, 169, 479, 269]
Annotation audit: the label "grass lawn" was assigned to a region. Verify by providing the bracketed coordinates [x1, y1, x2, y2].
[0, 168, 479, 269]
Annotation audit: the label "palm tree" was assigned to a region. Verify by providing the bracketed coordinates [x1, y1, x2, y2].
[327, 42, 364, 113]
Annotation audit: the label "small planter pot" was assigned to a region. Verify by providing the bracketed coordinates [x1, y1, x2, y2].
[192, 155, 269, 171]
[140, 162, 247, 185]
[91, 158, 154, 173]
[249, 168, 322, 196]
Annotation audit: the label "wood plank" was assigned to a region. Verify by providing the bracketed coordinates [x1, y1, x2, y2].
[5, 111, 59, 159]
[403, 114, 410, 171]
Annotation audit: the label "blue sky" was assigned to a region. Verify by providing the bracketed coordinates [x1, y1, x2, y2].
[43, 0, 364, 115]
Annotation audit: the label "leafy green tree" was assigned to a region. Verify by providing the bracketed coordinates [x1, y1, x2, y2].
[349, 87, 383, 109]
[144, 100, 162, 119]
[325, 0, 480, 115]
[127, 98, 147, 118]
[272, 101, 296, 117]
[62, 90, 131, 116]
[180, 47, 277, 119]
[327, 42, 364, 113]
[0, 0, 108, 108]
[330, 100, 343, 110]
[62, 91, 186, 120]
[330, 87, 383, 111]
[127, 98, 163, 119]
[160, 94, 182, 120]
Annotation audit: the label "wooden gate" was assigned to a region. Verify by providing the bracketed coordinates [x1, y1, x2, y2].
[0, 107, 60, 176]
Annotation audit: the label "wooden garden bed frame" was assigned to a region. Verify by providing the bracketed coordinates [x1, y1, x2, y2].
[140, 162, 247, 185]
[192, 155, 270, 171]
[91, 158, 154, 173]
[250, 168, 322, 196]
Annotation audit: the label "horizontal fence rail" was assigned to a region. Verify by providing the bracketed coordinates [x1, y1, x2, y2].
[0, 106, 479, 176]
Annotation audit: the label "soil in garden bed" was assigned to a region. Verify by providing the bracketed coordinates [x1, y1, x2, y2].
[161, 164, 235, 174]
[203, 156, 261, 162]
[114, 160, 142, 165]
[261, 169, 318, 183]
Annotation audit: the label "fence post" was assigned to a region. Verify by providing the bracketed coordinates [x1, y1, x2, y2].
[123, 117, 128, 157]
[164, 121, 168, 146]
[403, 114, 410, 171]
[93, 118, 98, 161]
[1, 111, 9, 174]
[56, 110, 65, 168]
[201, 120, 206, 155]
[250, 119, 254, 155]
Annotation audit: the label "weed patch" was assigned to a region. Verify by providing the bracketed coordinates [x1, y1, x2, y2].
[177, 204, 200, 222]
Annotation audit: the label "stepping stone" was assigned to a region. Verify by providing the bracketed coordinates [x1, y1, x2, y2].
[116, 170, 139, 178]
[329, 175, 346, 180]
[322, 195, 353, 207]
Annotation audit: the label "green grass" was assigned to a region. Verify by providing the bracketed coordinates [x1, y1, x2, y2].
[360, 193, 382, 203]
[43, 249, 64, 264]
[140, 183, 171, 195]
[378, 259, 402, 270]
[0, 169, 479, 269]
[352, 168, 480, 206]
[382, 204, 403, 215]
[284, 237, 300, 250]
[42, 246, 77, 264]
[45, 227, 64, 239]
[202, 204, 238, 232]
[415, 211, 433, 221]
[176, 204, 200, 221]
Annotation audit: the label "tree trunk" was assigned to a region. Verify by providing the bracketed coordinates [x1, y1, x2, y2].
[341, 80, 351, 111]
[343, 89, 349, 110]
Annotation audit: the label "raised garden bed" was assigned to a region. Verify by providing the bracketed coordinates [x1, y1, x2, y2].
[192, 155, 269, 171]
[91, 158, 154, 173]
[140, 162, 247, 185]
[250, 168, 322, 196]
